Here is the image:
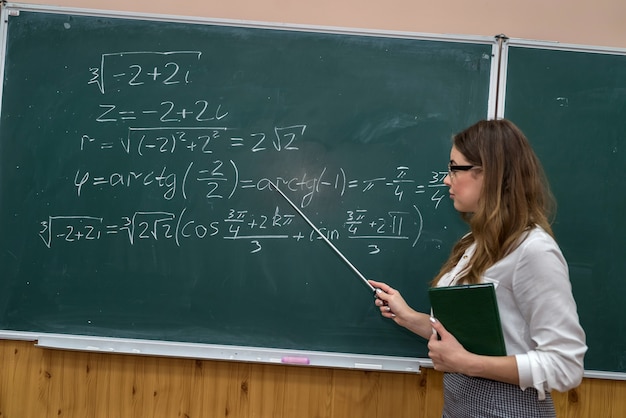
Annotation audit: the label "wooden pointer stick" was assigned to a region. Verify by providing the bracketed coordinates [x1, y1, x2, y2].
[267, 180, 376, 293]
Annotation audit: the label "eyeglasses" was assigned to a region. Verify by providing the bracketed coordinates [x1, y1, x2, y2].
[447, 163, 480, 179]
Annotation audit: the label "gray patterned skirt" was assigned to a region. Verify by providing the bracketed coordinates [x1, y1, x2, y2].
[442, 373, 556, 418]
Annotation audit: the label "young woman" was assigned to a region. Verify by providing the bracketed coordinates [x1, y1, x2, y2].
[369, 119, 587, 417]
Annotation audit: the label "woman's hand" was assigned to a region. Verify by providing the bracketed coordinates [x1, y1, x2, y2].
[368, 279, 409, 320]
[427, 317, 474, 374]
[428, 318, 521, 384]
[368, 279, 433, 339]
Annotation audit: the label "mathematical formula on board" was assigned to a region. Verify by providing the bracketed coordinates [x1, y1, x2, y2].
[38, 204, 427, 255]
[38, 50, 450, 254]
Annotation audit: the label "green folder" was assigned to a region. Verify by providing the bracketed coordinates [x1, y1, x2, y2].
[428, 283, 506, 356]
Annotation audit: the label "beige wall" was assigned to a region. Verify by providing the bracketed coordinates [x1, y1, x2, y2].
[14, 0, 626, 49]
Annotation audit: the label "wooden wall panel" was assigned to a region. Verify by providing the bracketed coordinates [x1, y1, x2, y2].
[2, 339, 625, 418]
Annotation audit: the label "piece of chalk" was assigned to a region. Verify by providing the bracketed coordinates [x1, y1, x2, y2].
[281, 356, 310, 365]
[354, 362, 383, 370]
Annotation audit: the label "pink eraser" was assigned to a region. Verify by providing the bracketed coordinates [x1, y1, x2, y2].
[281, 356, 310, 365]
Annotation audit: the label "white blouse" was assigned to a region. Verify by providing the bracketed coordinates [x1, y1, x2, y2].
[436, 227, 588, 399]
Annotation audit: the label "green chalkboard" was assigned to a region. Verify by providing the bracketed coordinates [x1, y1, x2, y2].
[0, 9, 493, 363]
[504, 44, 626, 374]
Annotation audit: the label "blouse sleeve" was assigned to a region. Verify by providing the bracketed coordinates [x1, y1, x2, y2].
[511, 234, 587, 398]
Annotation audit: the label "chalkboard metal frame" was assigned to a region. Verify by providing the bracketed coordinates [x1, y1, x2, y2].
[496, 38, 626, 118]
[0, 3, 498, 373]
[499, 37, 626, 380]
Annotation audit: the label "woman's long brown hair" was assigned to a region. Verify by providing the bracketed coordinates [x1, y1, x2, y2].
[431, 119, 556, 285]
